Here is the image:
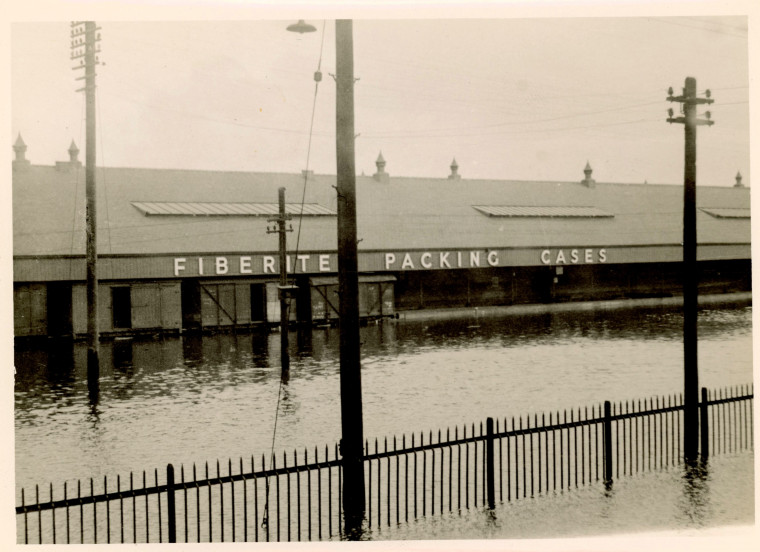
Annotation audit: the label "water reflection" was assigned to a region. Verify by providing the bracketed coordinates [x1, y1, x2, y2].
[680, 461, 711, 527]
[14, 304, 753, 494]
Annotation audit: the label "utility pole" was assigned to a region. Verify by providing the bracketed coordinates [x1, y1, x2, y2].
[286, 17, 366, 536]
[335, 19, 366, 535]
[71, 21, 101, 400]
[267, 187, 294, 376]
[667, 77, 714, 462]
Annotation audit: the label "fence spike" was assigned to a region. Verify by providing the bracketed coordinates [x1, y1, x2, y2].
[315, 445, 319, 462]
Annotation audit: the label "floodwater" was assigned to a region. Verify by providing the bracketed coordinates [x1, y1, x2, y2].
[14, 303, 754, 538]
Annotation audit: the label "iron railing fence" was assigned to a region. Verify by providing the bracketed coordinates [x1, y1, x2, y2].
[16, 384, 753, 544]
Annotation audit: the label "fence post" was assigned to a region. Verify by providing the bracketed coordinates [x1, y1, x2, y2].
[603, 401, 613, 488]
[486, 417, 495, 509]
[700, 388, 709, 461]
[167, 463, 176, 543]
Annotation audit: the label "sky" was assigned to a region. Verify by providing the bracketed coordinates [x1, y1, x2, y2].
[9, 5, 752, 187]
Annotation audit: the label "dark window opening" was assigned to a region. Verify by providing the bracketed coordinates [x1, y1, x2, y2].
[250, 284, 266, 322]
[181, 280, 202, 329]
[112, 287, 132, 329]
[47, 282, 73, 336]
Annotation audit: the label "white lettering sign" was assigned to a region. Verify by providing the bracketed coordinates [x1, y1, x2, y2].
[240, 256, 252, 274]
[319, 254, 331, 272]
[263, 256, 276, 274]
[215, 257, 228, 274]
[297, 255, 310, 273]
[174, 258, 186, 276]
[540, 249, 608, 265]
[440, 252, 451, 268]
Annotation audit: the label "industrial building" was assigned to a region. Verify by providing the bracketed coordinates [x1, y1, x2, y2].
[12, 138, 751, 338]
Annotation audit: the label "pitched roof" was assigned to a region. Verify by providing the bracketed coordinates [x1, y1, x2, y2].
[12, 164, 751, 257]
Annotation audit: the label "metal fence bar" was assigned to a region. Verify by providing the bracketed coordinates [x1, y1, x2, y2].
[16, 388, 753, 544]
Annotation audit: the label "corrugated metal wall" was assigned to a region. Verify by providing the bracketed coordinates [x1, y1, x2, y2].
[199, 282, 254, 327]
[14, 283, 47, 336]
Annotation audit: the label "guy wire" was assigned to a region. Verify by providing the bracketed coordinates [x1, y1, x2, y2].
[263, 20, 327, 530]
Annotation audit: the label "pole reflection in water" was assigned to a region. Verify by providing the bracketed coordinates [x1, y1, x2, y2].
[680, 460, 711, 526]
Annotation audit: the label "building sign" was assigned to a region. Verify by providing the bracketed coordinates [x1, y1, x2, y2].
[173, 254, 337, 277]
[383, 250, 501, 270]
[539, 248, 607, 265]
[13, 243, 751, 282]
[172, 247, 608, 277]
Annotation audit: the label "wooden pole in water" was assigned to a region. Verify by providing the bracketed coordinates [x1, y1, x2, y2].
[267, 187, 292, 376]
[335, 19, 366, 536]
[666, 77, 713, 463]
[72, 21, 101, 399]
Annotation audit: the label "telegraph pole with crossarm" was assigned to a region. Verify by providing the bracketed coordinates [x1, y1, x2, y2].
[267, 187, 295, 376]
[71, 21, 102, 401]
[666, 76, 714, 463]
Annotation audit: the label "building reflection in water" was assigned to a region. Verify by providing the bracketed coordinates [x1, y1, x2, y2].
[45, 338, 76, 391]
[111, 338, 134, 376]
[250, 329, 271, 369]
[182, 334, 204, 366]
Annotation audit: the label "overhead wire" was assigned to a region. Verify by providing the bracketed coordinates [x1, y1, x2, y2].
[262, 19, 327, 531]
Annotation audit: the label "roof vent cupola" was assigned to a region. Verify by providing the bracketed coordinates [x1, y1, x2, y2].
[57, 139, 82, 171]
[68, 140, 80, 163]
[734, 171, 744, 188]
[581, 161, 596, 188]
[13, 134, 30, 171]
[373, 151, 389, 183]
[448, 158, 461, 180]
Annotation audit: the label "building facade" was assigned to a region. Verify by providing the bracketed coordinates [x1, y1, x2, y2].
[13, 139, 751, 338]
